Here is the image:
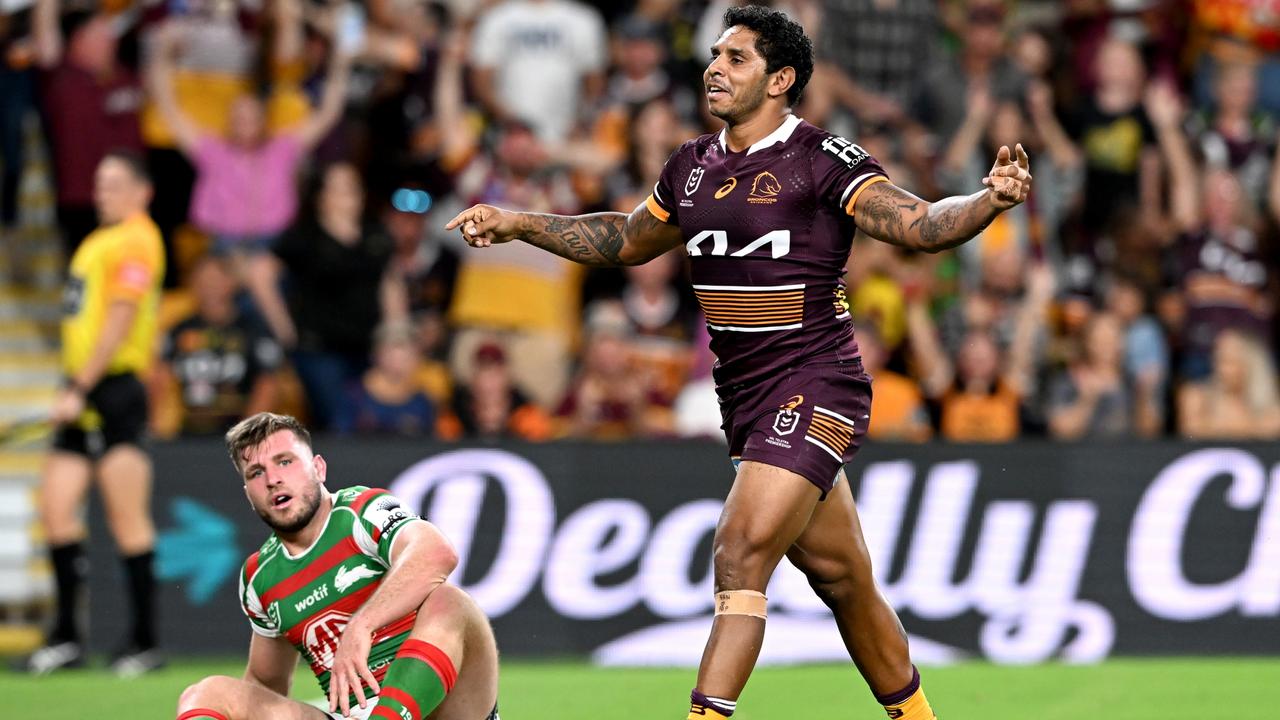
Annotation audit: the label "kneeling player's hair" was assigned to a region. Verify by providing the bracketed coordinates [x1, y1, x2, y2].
[723, 5, 814, 106]
[225, 412, 313, 473]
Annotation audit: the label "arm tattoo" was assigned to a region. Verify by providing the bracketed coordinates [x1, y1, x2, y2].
[857, 183, 999, 253]
[517, 212, 628, 266]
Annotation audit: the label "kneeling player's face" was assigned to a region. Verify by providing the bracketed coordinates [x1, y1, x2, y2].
[241, 430, 326, 535]
[705, 26, 770, 122]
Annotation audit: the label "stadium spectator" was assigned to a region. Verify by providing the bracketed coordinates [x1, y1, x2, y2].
[336, 320, 436, 436]
[0, 0, 34, 262]
[910, 263, 1053, 442]
[1186, 61, 1274, 204]
[857, 320, 931, 442]
[1104, 272, 1170, 413]
[436, 33, 582, 407]
[146, 19, 352, 334]
[914, 1, 1025, 148]
[557, 302, 670, 439]
[32, 1, 144, 257]
[1148, 81, 1274, 380]
[1177, 329, 1280, 440]
[438, 341, 553, 441]
[806, 0, 938, 127]
[1062, 36, 1161, 254]
[617, 250, 699, 403]
[152, 255, 282, 437]
[1046, 311, 1162, 440]
[468, 0, 607, 142]
[268, 161, 407, 430]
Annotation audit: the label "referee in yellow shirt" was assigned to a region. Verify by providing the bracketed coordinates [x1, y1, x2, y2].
[24, 151, 165, 676]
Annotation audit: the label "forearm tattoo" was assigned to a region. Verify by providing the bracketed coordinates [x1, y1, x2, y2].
[858, 184, 998, 253]
[518, 212, 628, 266]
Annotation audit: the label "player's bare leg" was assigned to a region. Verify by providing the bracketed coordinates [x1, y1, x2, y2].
[786, 471, 936, 719]
[98, 443, 162, 674]
[24, 451, 93, 672]
[691, 461, 820, 716]
[176, 675, 330, 720]
[387, 583, 500, 720]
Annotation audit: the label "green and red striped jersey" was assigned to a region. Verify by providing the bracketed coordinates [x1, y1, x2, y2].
[238, 486, 418, 694]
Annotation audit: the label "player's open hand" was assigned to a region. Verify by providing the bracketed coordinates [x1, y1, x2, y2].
[982, 143, 1032, 210]
[444, 204, 520, 248]
[327, 618, 380, 717]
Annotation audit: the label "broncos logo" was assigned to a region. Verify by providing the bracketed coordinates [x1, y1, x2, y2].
[749, 171, 782, 202]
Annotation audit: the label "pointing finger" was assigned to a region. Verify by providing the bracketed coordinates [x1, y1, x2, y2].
[1016, 143, 1030, 170]
[995, 145, 1012, 166]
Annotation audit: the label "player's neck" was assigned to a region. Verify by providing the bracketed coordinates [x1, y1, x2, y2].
[278, 492, 334, 555]
[723, 108, 793, 153]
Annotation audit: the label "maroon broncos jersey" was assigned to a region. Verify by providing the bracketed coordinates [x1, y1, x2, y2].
[646, 115, 888, 391]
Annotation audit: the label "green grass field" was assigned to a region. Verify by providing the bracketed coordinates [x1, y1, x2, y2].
[8, 658, 1279, 719]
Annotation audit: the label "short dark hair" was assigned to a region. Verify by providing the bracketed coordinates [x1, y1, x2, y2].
[102, 148, 152, 184]
[225, 412, 313, 474]
[723, 5, 814, 106]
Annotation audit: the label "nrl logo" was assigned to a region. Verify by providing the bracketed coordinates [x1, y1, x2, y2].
[685, 167, 705, 196]
[773, 394, 804, 436]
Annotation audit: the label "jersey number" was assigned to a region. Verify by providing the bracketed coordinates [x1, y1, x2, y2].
[686, 230, 791, 259]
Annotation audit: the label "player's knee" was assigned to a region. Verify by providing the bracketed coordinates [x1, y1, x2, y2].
[712, 526, 781, 590]
[799, 554, 873, 608]
[178, 675, 239, 710]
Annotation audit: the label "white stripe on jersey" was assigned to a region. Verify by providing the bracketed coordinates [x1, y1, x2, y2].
[706, 322, 804, 333]
[692, 283, 806, 292]
[840, 172, 879, 207]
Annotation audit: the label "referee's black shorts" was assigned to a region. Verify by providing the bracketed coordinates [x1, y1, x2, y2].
[52, 373, 149, 457]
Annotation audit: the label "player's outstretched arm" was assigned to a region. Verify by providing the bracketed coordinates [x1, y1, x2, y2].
[854, 143, 1032, 253]
[444, 199, 684, 267]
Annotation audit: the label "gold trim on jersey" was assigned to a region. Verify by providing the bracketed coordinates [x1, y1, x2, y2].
[693, 283, 805, 332]
[844, 175, 890, 216]
[645, 194, 672, 223]
[805, 406, 857, 461]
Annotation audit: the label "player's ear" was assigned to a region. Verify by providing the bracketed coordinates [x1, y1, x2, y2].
[312, 453, 327, 484]
[769, 66, 796, 100]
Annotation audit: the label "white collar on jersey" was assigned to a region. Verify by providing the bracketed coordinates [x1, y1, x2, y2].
[718, 114, 803, 155]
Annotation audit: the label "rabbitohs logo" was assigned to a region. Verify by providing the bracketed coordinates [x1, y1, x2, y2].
[773, 395, 803, 435]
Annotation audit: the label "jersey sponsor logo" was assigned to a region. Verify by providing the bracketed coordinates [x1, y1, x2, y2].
[773, 395, 804, 436]
[685, 167, 705, 196]
[293, 582, 331, 613]
[820, 135, 870, 168]
[363, 495, 415, 538]
[301, 609, 350, 670]
[335, 564, 381, 593]
[748, 171, 781, 204]
[685, 229, 791, 259]
[714, 177, 737, 199]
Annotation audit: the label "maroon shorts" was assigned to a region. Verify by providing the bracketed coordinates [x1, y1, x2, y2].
[720, 358, 872, 496]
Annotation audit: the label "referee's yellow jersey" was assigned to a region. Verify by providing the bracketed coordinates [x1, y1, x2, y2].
[62, 213, 166, 377]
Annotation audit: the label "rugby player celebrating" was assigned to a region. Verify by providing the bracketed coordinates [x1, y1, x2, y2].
[447, 6, 1031, 720]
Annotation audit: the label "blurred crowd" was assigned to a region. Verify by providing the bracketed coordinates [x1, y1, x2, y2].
[2, 0, 1279, 442]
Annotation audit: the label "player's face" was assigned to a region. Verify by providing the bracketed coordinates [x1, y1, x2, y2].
[705, 26, 772, 123]
[93, 158, 149, 226]
[240, 430, 327, 535]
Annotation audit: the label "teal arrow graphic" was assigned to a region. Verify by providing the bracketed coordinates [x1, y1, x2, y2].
[156, 497, 239, 605]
